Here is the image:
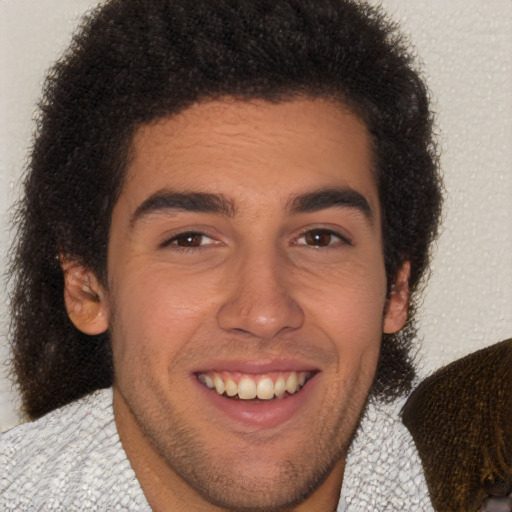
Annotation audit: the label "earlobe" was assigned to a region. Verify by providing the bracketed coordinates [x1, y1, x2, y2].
[383, 261, 410, 334]
[61, 257, 109, 335]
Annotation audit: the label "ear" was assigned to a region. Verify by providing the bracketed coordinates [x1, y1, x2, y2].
[383, 261, 410, 334]
[61, 258, 109, 335]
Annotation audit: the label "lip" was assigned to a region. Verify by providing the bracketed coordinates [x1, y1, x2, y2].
[193, 358, 319, 375]
[192, 362, 320, 430]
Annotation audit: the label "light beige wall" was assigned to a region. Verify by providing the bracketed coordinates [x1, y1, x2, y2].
[1, 0, 510, 431]
[370, 0, 512, 374]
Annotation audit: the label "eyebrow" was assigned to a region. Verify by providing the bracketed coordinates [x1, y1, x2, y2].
[288, 187, 373, 221]
[130, 186, 373, 228]
[130, 190, 236, 227]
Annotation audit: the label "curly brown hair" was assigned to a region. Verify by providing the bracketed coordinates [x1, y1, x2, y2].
[9, 0, 442, 419]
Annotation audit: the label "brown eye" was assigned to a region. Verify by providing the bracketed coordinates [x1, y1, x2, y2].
[304, 230, 333, 247]
[171, 232, 206, 247]
[297, 229, 352, 248]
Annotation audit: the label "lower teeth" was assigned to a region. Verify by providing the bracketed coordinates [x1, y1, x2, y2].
[224, 386, 304, 401]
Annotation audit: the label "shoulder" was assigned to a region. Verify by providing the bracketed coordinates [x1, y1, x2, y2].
[0, 388, 149, 511]
[1, 388, 114, 461]
[342, 397, 434, 512]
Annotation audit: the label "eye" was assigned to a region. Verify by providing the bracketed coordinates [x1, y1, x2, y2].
[162, 231, 215, 249]
[296, 229, 351, 248]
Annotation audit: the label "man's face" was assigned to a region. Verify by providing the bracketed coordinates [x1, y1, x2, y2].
[101, 98, 407, 510]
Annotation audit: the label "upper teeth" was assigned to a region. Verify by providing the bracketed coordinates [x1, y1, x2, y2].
[198, 371, 310, 400]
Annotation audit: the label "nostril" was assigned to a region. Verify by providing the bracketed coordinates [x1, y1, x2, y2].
[216, 293, 305, 340]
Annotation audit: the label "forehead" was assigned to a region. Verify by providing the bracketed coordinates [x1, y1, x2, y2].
[120, 97, 377, 215]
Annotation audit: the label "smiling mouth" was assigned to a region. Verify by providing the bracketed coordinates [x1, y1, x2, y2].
[196, 371, 314, 400]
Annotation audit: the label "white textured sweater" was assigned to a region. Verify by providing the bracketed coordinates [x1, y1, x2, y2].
[0, 388, 433, 511]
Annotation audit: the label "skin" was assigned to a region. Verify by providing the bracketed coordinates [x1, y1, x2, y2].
[63, 97, 409, 511]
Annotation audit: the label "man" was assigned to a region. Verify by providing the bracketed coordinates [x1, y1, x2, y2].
[0, 1, 442, 510]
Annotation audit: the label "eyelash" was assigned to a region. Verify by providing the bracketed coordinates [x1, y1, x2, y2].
[160, 231, 216, 250]
[160, 228, 352, 252]
[294, 228, 352, 248]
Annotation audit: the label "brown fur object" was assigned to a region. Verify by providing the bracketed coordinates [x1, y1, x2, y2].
[402, 339, 512, 512]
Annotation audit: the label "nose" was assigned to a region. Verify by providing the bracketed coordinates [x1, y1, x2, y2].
[216, 250, 305, 340]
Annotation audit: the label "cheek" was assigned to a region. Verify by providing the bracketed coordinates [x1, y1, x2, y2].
[109, 265, 222, 358]
[296, 261, 386, 312]
[298, 262, 387, 350]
